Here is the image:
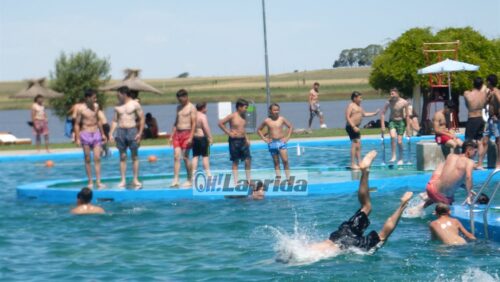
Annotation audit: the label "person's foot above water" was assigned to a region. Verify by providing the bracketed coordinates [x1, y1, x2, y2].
[350, 164, 360, 170]
[132, 181, 142, 190]
[96, 182, 106, 189]
[170, 182, 180, 188]
[117, 181, 126, 189]
[474, 165, 485, 170]
[397, 160, 404, 165]
[181, 181, 192, 188]
[401, 191, 414, 206]
[86, 182, 93, 189]
[359, 150, 377, 171]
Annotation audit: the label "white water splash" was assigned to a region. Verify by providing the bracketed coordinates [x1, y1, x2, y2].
[435, 267, 499, 282]
[260, 212, 343, 265]
[402, 194, 427, 218]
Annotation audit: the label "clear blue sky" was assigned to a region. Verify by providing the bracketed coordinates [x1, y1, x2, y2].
[0, 0, 498, 81]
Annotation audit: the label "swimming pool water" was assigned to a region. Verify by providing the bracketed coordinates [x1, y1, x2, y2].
[1, 140, 499, 281]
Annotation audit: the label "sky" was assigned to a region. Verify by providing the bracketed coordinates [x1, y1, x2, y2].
[0, 0, 499, 81]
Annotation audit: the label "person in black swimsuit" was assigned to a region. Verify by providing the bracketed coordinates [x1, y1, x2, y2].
[305, 151, 413, 254]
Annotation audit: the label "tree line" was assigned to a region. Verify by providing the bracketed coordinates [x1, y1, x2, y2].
[332, 44, 384, 68]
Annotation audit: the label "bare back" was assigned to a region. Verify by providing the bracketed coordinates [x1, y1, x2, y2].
[194, 112, 210, 137]
[464, 89, 487, 118]
[430, 217, 466, 245]
[436, 154, 473, 197]
[71, 204, 105, 215]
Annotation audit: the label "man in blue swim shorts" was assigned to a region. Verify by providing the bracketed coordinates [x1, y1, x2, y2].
[306, 151, 413, 254]
[257, 103, 293, 182]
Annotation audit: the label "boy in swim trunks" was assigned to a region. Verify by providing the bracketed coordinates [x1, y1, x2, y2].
[192, 102, 212, 177]
[464, 77, 488, 169]
[31, 94, 50, 152]
[257, 103, 293, 182]
[308, 82, 327, 131]
[433, 100, 462, 154]
[380, 88, 411, 165]
[71, 187, 105, 215]
[109, 86, 145, 189]
[429, 203, 476, 245]
[74, 89, 107, 189]
[306, 151, 413, 254]
[218, 98, 251, 185]
[345, 91, 380, 169]
[170, 89, 197, 188]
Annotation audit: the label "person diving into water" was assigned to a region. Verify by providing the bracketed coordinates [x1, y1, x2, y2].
[282, 151, 413, 261]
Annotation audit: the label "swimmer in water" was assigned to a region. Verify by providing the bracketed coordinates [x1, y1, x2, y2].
[306, 151, 413, 254]
[71, 187, 105, 215]
[251, 181, 265, 200]
[429, 203, 476, 245]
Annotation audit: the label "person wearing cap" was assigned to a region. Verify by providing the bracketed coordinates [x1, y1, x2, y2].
[71, 187, 105, 215]
[433, 100, 463, 154]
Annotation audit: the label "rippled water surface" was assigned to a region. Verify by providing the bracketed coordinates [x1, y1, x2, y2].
[1, 141, 499, 281]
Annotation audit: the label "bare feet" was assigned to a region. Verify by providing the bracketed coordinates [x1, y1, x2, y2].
[86, 182, 93, 189]
[117, 181, 126, 189]
[418, 192, 429, 201]
[96, 182, 106, 190]
[400, 191, 414, 207]
[359, 150, 377, 171]
[397, 160, 404, 165]
[170, 182, 180, 188]
[474, 165, 485, 170]
[181, 181, 192, 188]
[350, 164, 360, 170]
[389, 157, 396, 163]
[132, 181, 142, 190]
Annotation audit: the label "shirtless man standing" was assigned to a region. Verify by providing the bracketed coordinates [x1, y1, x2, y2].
[109, 86, 145, 189]
[74, 89, 107, 189]
[345, 91, 379, 169]
[218, 98, 251, 185]
[429, 203, 476, 245]
[308, 82, 327, 131]
[464, 77, 488, 169]
[433, 100, 463, 153]
[71, 187, 105, 215]
[380, 88, 411, 165]
[483, 74, 500, 168]
[192, 102, 212, 177]
[170, 89, 197, 188]
[301, 151, 413, 257]
[257, 103, 293, 181]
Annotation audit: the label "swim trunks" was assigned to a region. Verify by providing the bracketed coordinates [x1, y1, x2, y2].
[115, 127, 139, 151]
[173, 130, 192, 149]
[329, 209, 381, 252]
[33, 120, 49, 136]
[465, 117, 485, 141]
[79, 131, 102, 148]
[229, 137, 251, 162]
[345, 124, 361, 140]
[310, 103, 323, 117]
[192, 136, 210, 157]
[268, 139, 287, 155]
[425, 174, 453, 205]
[435, 134, 452, 145]
[388, 120, 406, 136]
[484, 119, 500, 138]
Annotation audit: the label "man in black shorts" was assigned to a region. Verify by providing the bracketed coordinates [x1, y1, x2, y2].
[306, 151, 413, 254]
[192, 102, 213, 176]
[464, 77, 488, 169]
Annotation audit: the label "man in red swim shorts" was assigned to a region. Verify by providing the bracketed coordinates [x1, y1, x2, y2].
[407, 141, 477, 215]
[433, 100, 462, 154]
[170, 89, 197, 188]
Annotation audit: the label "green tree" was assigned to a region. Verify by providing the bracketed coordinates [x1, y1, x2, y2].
[369, 27, 434, 95]
[49, 49, 111, 119]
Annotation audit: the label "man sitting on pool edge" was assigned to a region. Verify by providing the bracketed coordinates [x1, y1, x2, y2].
[429, 203, 476, 245]
[71, 187, 105, 215]
[306, 150, 413, 254]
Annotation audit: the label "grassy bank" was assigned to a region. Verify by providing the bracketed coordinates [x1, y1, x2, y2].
[0, 67, 382, 110]
[0, 128, 382, 151]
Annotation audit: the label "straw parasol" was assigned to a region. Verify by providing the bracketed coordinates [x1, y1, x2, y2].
[10, 78, 63, 99]
[101, 68, 162, 95]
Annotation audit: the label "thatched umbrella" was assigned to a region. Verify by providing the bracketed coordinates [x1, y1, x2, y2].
[10, 78, 63, 99]
[101, 68, 162, 95]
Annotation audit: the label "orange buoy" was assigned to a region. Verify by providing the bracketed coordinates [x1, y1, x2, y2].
[45, 160, 54, 167]
[148, 155, 158, 163]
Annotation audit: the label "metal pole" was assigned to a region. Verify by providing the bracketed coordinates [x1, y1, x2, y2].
[262, 0, 271, 109]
